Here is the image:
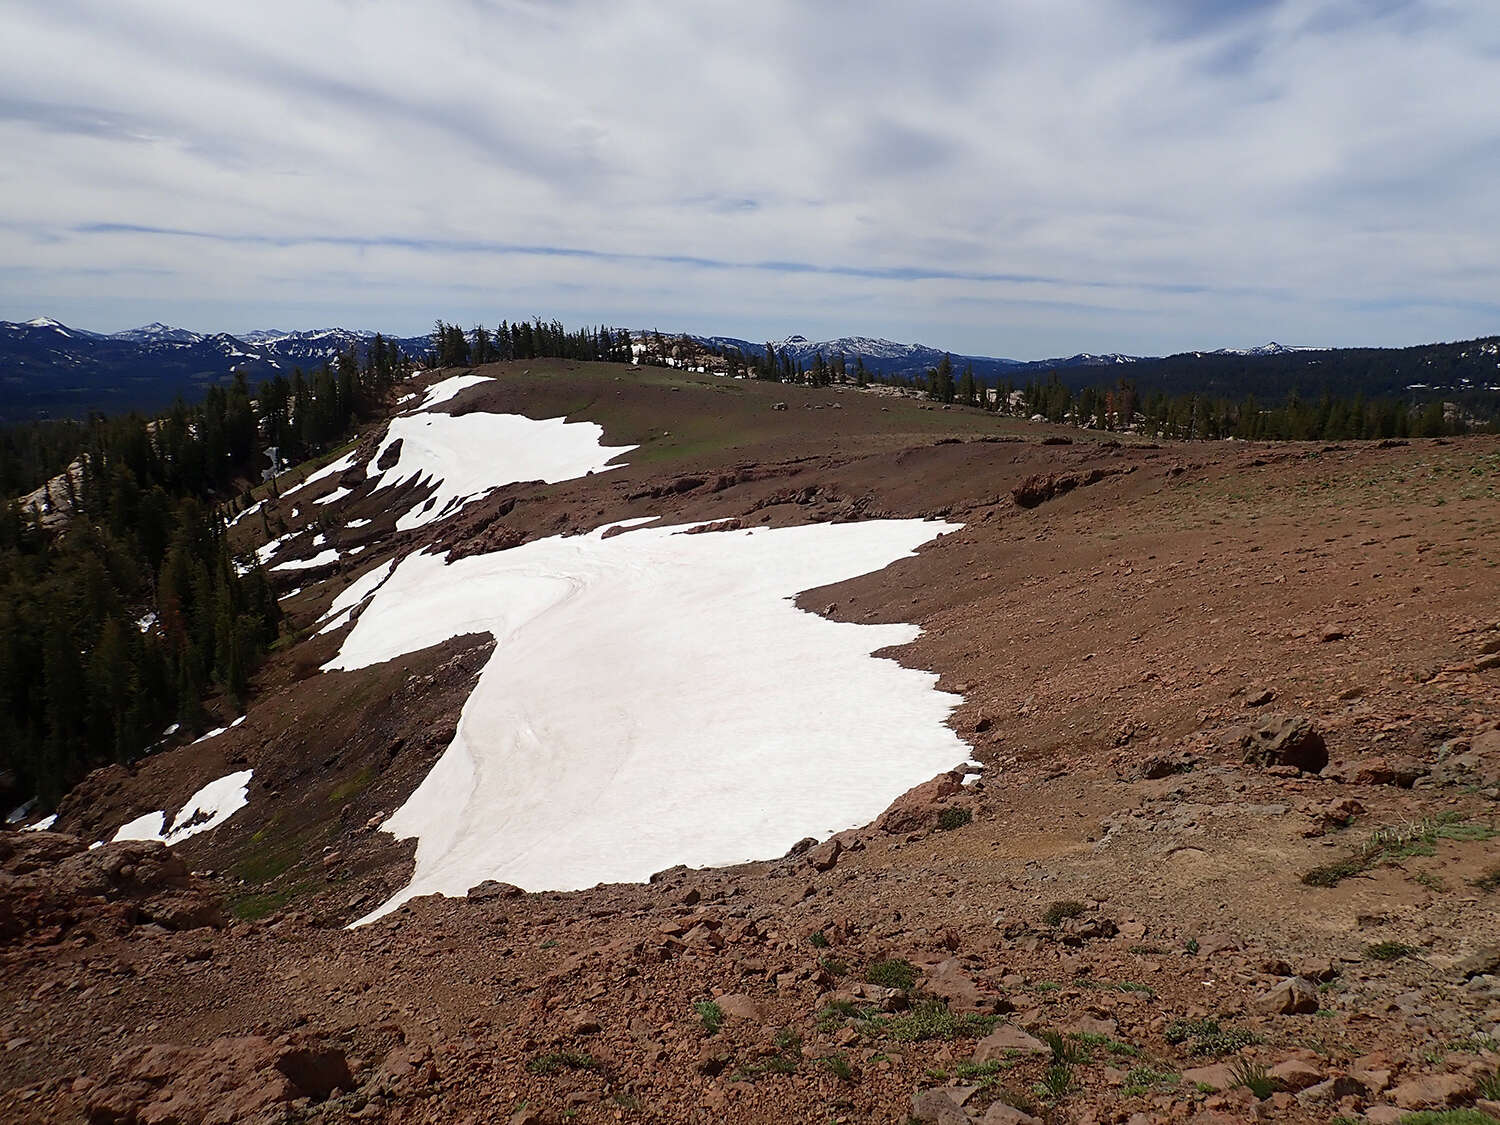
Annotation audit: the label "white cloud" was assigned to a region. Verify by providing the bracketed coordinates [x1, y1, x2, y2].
[2, 0, 1497, 355]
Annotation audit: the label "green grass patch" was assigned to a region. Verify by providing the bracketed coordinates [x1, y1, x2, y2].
[866, 958, 918, 990]
[937, 807, 973, 831]
[695, 1000, 724, 1035]
[1397, 1113, 1500, 1125]
[228, 884, 306, 921]
[880, 1001, 999, 1042]
[820, 1053, 854, 1082]
[328, 766, 375, 805]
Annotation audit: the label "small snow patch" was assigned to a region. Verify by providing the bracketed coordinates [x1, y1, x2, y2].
[111, 770, 253, 845]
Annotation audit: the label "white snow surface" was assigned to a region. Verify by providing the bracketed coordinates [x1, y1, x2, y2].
[285, 451, 357, 497]
[367, 410, 635, 532]
[415, 373, 492, 410]
[111, 770, 253, 845]
[24, 814, 58, 832]
[329, 517, 966, 924]
[347, 518, 372, 529]
[273, 547, 340, 571]
[314, 486, 352, 506]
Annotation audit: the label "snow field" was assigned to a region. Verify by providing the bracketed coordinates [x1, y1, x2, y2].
[111, 770, 253, 845]
[366, 411, 636, 532]
[329, 517, 967, 924]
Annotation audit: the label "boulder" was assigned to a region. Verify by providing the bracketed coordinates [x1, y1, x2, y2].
[1268, 1058, 1323, 1091]
[972, 1025, 1050, 1062]
[714, 994, 766, 1022]
[1181, 1063, 1235, 1091]
[876, 773, 965, 835]
[911, 1086, 972, 1125]
[1455, 946, 1500, 979]
[1391, 1072, 1477, 1109]
[1253, 976, 1320, 1015]
[979, 1102, 1043, 1125]
[1351, 756, 1428, 787]
[1239, 715, 1328, 773]
[806, 838, 841, 872]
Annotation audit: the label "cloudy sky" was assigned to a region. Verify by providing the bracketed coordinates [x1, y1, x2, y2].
[3, 0, 1498, 358]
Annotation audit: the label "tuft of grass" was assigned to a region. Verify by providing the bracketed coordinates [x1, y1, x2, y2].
[695, 1000, 725, 1035]
[1397, 1113, 1500, 1125]
[1229, 1057, 1277, 1100]
[1477, 1071, 1500, 1100]
[866, 958, 918, 991]
[1040, 1029, 1087, 1065]
[820, 1053, 854, 1082]
[809, 930, 830, 948]
[1366, 941, 1420, 961]
[883, 1000, 999, 1042]
[1040, 1061, 1075, 1098]
[526, 1051, 599, 1076]
[938, 807, 973, 831]
[773, 1028, 802, 1052]
[1164, 1018, 1260, 1057]
[1473, 865, 1500, 893]
[1042, 900, 1086, 926]
[820, 956, 849, 977]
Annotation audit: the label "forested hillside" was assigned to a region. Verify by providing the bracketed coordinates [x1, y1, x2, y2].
[0, 341, 414, 808]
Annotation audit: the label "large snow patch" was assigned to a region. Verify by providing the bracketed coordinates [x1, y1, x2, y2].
[328, 518, 966, 924]
[112, 770, 253, 845]
[366, 412, 635, 532]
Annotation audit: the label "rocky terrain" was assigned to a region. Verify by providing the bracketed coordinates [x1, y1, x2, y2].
[3, 359, 1498, 1124]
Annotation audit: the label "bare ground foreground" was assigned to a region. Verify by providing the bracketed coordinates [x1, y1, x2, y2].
[3, 360, 1499, 1125]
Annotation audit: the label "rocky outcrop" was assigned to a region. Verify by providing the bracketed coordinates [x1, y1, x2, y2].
[875, 772, 966, 835]
[1237, 714, 1329, 773]
[85, 1032, 353, 1124]
[0, 830, 224, 946]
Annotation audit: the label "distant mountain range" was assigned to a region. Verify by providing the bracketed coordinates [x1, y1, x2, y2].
[0, 318, 429, 422]
[4, 317, 1497, 424]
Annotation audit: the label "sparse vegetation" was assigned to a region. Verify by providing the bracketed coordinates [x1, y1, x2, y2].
[820, 1053, 854, 1082]
[937, 806, 972, 831]
[1396, 1113, 1500, 1125]
[882, 1001, 998, 1042]
[866, 958, 918, 991]
[809, 929, 830, 948]
[694, 1000, 725, 1035]
[1042, 900, 1086, 926]
[1122, 1066, 1179, 1097]
[1229, 1057, 1277, 1100]
[1473, 865, 1500, 893]
[1303, 815, 1496, 887]
[526, 1051, 600, 1076]
[1366, 941, 1420, 961]
[1164, 1018, 1260, 1057]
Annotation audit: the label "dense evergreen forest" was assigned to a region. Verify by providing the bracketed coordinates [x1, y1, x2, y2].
[429, 318, 634, 368]
[0, 338, 413, 809]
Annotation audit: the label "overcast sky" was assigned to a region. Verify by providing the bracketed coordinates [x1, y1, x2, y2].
[3, 0, 1498, 358]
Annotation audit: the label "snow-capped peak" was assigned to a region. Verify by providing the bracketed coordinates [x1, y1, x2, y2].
[24, 316, 66, 329]
[112, 322, 205, 344]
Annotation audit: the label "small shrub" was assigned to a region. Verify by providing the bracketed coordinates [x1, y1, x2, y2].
[1366, 941, 1420, 961]
[1229, 1057, 1277, 1100]
[695, 1000, 724, 1035]
[820, 956, 849, 977]
[1164, 1018, 1259, 1057]
[809, 930, 830, 948]
[1042, 900, 1086, 926]
[1121, 1066, 1177, 1096]
[866, 958, 918, 990]
[526, 1051, 599, 1075]
[938, 806, 973, 831]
